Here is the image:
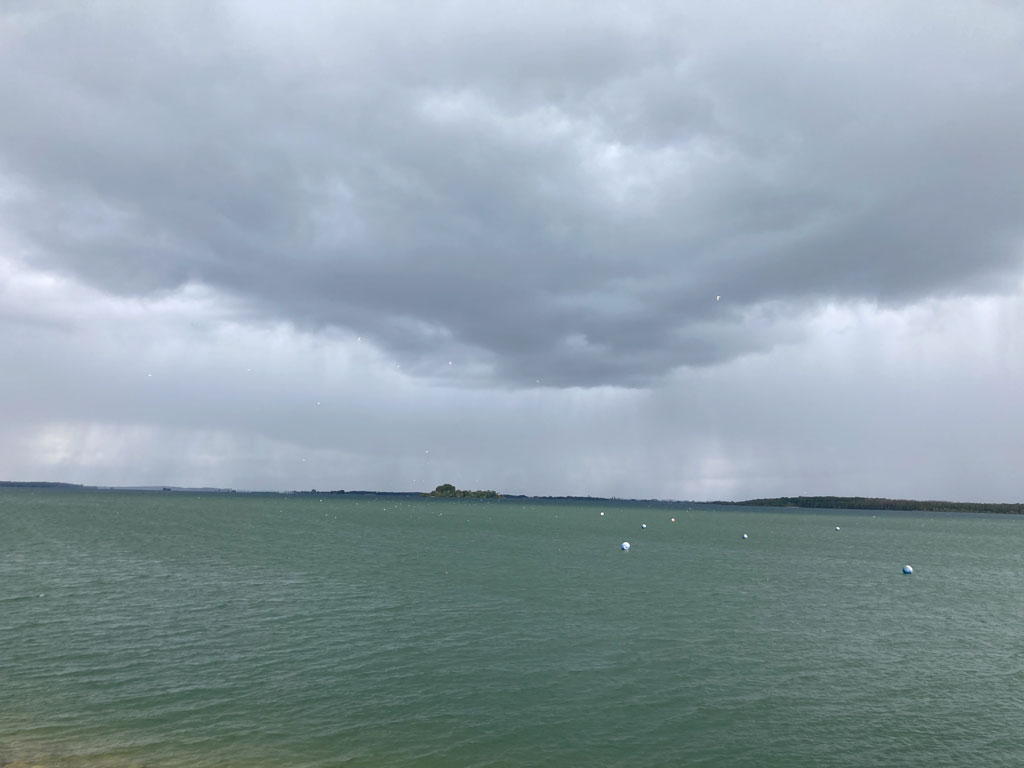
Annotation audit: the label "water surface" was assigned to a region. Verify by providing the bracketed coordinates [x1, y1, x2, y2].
[2, 489, 1023, 766]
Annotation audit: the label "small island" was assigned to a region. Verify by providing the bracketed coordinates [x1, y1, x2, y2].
[425, 483, 500, 499]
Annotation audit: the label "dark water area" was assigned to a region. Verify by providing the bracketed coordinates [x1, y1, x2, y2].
[2, 489, 1023, 766]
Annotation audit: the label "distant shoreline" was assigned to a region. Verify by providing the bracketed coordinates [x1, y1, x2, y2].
[3, 481, 1022, 514]
[727, 495, 1024, 515]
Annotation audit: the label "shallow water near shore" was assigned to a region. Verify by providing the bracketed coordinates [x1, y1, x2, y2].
[2, 489, 1024, 766]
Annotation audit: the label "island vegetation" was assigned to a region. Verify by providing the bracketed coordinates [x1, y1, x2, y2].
[730, 496, 1024, 515]
[425, 483, 500, 499]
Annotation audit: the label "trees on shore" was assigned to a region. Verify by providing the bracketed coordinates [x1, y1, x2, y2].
[426, 483, 499, 499]
[735, 495, 1024, 514]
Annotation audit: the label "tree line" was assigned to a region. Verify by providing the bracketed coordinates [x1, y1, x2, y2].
[425, 483, 500, 499]
[732, 496, 1024, 514]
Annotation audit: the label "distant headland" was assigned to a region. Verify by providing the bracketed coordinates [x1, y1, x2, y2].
[1, 481, 1021, 514]
[725, 495, 1024, 515]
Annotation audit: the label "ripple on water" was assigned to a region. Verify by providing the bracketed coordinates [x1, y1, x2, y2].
[4, 493, 1024, 767]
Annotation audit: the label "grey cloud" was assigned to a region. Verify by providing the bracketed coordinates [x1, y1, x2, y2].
[4, 286, 1022, 500]
[2, 1, 1023, 387]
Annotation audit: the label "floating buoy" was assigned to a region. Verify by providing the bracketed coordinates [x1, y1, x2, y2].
[902, 565, 913, 575]
[835, 526, 841, 531]
[621, 541, 631, 551]
[670, 517, 675, 523]
[600, 511, 604, 516]
[641, 523, 647, 529]
[741, 533, 748, 540]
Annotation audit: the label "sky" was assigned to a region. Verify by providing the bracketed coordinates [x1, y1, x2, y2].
[1, 1, 1023, 501]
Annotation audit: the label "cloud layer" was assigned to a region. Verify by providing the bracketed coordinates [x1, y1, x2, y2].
[4, 1, 1022, 388]
[2, 2, 1023, 498]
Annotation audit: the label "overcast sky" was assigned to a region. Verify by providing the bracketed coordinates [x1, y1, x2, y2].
[1, 1, 1022, 500]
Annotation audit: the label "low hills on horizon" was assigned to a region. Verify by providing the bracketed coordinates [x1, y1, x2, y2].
[3, 480, 1023, 514]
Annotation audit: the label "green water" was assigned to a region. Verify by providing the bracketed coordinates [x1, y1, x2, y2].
[2, 489, 1023, 766]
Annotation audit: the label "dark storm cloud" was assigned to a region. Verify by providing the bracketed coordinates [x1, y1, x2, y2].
[2, 1, 1023, 387]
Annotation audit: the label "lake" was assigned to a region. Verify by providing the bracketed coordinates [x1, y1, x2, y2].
[2, 489, 1023, 766]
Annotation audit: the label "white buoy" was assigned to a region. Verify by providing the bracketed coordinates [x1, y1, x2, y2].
[641, 523, 647, 529]
[835, 526, 841, 531]
[621, 541, 631, 551]
[741, 533, 748, 540]
[600, 511, 604, 516]
[902, 564, 913, 575]
[670, 517, 675, 523]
